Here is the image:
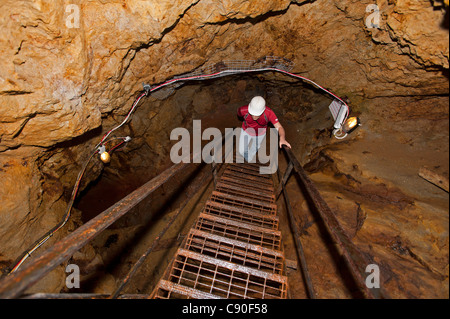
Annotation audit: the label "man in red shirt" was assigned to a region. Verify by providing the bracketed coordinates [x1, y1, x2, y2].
[237, 96, 291, 162]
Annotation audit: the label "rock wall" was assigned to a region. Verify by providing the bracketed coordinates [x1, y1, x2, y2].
[0, 0, 448, 296]
[1, 0, 448, 150]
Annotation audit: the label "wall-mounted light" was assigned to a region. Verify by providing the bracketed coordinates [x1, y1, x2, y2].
[342, 117, 361, 134]
[100, 151, 111, 163]
[333, 117, 361, 139]
[98, 145, 111, 163]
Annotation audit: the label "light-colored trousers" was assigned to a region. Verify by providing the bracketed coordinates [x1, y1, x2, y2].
[238, 128, 266, 162]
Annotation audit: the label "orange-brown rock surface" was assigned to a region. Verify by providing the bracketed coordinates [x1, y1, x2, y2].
[0, 0, 448, 297]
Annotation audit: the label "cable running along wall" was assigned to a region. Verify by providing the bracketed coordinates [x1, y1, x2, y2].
[8, 56, 351, 274]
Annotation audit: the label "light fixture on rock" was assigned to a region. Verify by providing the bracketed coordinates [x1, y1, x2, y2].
[98, 145, 111, 163]
[329, 99, 361, 139]
[342, 116, 361, 134]
[332, 116, 361, 139]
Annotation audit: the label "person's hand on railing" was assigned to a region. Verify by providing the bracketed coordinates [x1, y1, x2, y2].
[280, 138, 291, 149]
[273, 123, 291, 149]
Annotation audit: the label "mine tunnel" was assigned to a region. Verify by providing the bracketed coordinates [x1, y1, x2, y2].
[0, 1, 448, 301]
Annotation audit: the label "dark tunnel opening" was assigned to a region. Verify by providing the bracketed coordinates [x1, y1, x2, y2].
[66, 73, 354, 297]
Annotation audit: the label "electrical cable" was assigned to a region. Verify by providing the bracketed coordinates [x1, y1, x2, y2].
[101, 136, 129, 150]
[332, 128, 348, 140]
[147, 67, 350, 122]
[8, 62, 350, 274]
[8, 149, 99, 274]
[95, 92, 147, 150]
[109, 140, 126, 153]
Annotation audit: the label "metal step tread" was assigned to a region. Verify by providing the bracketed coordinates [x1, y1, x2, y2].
[185, 229, 285, 275]
[195, 213, 282, 250]
[216, 182, 275, 203]
[223, 169, 273, 185]
[197, 212, 281, 236]
[160, 248, 287, 299]
[210, 191, 277, 215]
[219, 176, 275, 193]
[204, 200, 279, 230]
[151, 159, 288, 300]
[221, 172, 273, 189]
[226, 165, 272, 180]
[152, 280, 223, 299]
[227, 163, 264, 173]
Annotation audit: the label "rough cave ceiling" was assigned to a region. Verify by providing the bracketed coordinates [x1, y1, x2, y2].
[0, 0, 448, 298]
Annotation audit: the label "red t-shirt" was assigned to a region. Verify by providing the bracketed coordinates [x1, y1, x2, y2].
[237, 105, 279, 136]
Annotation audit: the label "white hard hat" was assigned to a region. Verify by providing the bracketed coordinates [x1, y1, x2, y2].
[248, 96, 266, 116]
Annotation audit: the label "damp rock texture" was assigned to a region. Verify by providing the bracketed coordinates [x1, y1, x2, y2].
[0, 0, 448, 296]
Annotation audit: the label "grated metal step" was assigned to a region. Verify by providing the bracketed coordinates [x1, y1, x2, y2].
[216, 181, 275, 204]
[222, 168, 273, 185]
[184, 229, 285, 275]
[151, 162, 288, 299]
[194, 213, 282, 250]
[226, 165, 272, 180]
[210, 191, 277, 216]
[203, 200, 279, 230]
[153, 249, 287, 299]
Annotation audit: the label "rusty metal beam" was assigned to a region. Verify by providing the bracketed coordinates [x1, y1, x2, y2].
[0, 161, 188, 299]
[281, 146, 389, 299]
[276, 166, 316, 299]
[211, 162, 218, 188]
[276, 161, 293, 198]
[111, 136, 230, 299]
[110, 168, 214, 299]
[21, 293, 150, 299]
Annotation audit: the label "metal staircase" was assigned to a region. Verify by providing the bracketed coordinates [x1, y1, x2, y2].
[151, 162, 288, 299]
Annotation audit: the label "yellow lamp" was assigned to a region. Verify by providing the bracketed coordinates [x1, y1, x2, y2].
[100, 151, 111, 163]
[342, 117, 361, 134]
